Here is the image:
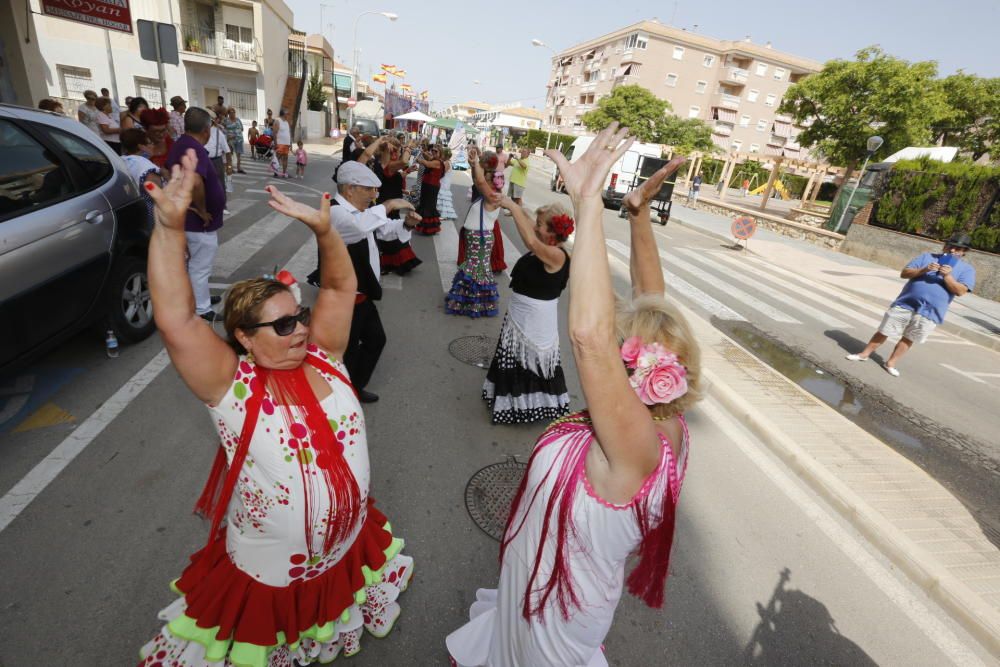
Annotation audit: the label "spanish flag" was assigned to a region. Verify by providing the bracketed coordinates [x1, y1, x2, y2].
[400, 83, 412, 92]
[420, 90, 429, 100]
[393, 69, 407, 78]
[380, 64, 397, 73]
[373, 73, 387, 83]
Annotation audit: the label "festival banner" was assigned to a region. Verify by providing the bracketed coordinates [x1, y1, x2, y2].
[41, 0, 133, 33]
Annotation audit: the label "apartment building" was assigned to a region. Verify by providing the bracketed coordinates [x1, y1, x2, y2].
[1, 0, 296, 126]
[437, 100, 492, 120]
[543, 20, 822, 157]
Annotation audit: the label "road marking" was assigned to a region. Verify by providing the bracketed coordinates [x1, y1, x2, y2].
[224, 198, 259, 217]
[498, 229, 521, 280]
[699, 398, 985, 667]
[677, 248, 852, 329]
[666, 251, 801, 324]
[434, 219, 461, 293]
[12, 402, 74, 433]
[605, 240, 747, 322]
[212, 211, 292, 278]
[0, 350, 171, 535]
[282, 234, 318, 282]
[382, 274, 403, 290]
[939, 363, 1000, 385]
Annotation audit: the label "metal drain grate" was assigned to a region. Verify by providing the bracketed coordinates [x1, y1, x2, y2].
[465, 457, 528, 541]
[449, 335, 497, 368]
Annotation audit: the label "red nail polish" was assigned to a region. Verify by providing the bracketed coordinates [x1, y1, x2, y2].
[324, 193, 330, 199]
[144, 182, 154, 191]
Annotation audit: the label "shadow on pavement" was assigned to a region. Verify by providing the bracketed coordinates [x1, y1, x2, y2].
[743, 568, 877, 666]
[963, 315, 1000, 335]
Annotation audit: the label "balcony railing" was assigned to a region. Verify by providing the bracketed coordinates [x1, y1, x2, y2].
[774, 113, 793, 124]
[714, 93, 741, 109]
[179, 24, 260, 63]
[726, 67, 749, 84]
[712, 123, 733, 136]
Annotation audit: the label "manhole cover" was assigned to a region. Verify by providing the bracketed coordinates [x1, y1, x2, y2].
[465, 457, 528, 541]
[449, 335, 497, 368]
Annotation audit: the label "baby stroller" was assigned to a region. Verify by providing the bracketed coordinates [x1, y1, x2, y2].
[254, 134, 274, 160]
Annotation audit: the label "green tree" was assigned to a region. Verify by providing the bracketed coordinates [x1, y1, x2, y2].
[779, 46, 950, 199]
[581, 85, 671, 142]
[932, 72, 1000, 161]
[306, 71, 328, 111]
[582, 84, 716, 151]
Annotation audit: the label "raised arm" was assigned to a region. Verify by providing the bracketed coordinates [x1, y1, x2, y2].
[468, 148, 496, 198]
[622, 158, 686, 298]
[355, 135, 384, 164]
[147, 150, 237, 405]
[545, 123, 661, 479]
[497, 194, 565, 269]
[266, 187, 356, 358]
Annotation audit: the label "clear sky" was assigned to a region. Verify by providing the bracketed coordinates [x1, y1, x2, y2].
[286, 0, 998, 110]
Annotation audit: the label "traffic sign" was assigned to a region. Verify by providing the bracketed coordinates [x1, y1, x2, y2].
[347, 99, 357, 108]
[732, 216, 757, 240]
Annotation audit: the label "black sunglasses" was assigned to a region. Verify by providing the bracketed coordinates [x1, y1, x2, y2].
[245, 307, 311, 336]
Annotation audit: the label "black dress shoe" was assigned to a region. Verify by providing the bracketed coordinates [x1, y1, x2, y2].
[357, 389, 379, 403]
[210, 295, 222, 305]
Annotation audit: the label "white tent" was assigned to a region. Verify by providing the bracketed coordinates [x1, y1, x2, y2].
[394, 110, 435, 123]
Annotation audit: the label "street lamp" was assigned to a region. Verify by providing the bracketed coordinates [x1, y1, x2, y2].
[349, 10, 398, 128]
[834, 135, 884, 233]
[531, 38, 559, 151]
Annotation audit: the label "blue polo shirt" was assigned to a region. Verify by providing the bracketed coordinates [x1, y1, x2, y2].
[891, 252, 975, 324]
[165, 134, 226, 233]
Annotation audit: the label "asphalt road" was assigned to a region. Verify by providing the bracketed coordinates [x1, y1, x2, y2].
[0, 153, 993, 666]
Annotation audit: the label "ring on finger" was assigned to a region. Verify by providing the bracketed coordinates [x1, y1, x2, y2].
[604, 144, 615, 151]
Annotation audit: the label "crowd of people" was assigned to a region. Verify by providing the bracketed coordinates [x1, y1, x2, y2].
[130, 116, 702, 666]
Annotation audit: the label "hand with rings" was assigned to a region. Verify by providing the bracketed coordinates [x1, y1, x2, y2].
[543, 122, 633, 201]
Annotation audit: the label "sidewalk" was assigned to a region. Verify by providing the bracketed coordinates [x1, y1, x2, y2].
[301, 136, 344, 157]
[673, 293, 1000, 656]
[668, 200, 1000, 352]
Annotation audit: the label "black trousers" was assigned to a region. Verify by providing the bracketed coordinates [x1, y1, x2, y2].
[343, 298, 385, 390]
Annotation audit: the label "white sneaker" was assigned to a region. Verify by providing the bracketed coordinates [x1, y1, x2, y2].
[885, 365, 900, 377]
[845, 354, 868, 361]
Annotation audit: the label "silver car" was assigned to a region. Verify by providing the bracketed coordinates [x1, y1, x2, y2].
[0, 104, 155, 372]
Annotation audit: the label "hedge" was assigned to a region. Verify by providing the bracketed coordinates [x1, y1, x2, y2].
[872, 157, 1000, 253]
[516, 129, 578, 156]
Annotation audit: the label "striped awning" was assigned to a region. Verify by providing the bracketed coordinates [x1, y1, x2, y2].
[713, 107, 738, 123]
[711, 134, 731, 150]
[772, 121, 792, 138]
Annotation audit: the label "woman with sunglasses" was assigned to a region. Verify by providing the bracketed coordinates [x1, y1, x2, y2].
[139, 151, 413, 666]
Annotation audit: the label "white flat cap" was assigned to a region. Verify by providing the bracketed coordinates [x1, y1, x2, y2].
[337, 161, 382, 187]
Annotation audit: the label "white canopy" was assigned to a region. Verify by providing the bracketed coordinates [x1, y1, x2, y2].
[394, 110, 435, 122]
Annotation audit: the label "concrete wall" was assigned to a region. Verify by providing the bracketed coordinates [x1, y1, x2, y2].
[257, 1, 293, 120]
[300, 109, 327, 140]
[842, 223, 1000, 301]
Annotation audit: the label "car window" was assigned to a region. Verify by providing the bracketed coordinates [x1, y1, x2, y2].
[43, 126, 113, 188]
[620, 150, 640, 174]
[0, 119, 73, 221]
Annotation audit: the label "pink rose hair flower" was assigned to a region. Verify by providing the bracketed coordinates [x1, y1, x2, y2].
[620, 336, 688, 406]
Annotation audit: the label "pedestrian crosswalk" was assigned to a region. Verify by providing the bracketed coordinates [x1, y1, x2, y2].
[212, 211, 292, 278]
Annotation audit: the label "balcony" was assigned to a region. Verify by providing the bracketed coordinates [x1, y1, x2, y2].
[712, 123, 733, 136]
[725, 66, 749, 85]
[774, 112, 793, 124]
[714, 92, 741, 109]
[179, 24, 260, 69]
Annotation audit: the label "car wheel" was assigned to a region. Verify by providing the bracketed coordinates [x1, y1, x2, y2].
[107, 255, 155, 342]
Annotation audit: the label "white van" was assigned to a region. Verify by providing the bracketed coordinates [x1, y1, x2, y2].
[550, 135, 663, 208]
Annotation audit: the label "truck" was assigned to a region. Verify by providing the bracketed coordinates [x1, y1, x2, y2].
[550, 135, 663, 209]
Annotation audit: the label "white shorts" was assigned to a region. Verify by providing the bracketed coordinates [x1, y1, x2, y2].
[878, 306, 936, 343]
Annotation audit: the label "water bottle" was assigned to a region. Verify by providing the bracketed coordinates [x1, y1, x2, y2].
[105, 330, 119, 358]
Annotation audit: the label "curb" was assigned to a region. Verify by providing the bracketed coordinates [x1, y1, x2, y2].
[702, 360, 1000, 657]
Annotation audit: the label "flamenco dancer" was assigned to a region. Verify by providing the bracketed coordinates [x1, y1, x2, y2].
[447, 125, 699, 666]
[371, 139, 421, 275]
[414, 145, 445, 235]
[139, 152, 413, 666]
[461, 148, 507, 273]
[437, 147, 457, 222]
[483, 197, 573, 424]
[444, 153, 503, 318]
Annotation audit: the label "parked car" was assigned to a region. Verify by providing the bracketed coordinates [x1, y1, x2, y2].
[550, 135, 663, 208]
[0, 104, 155, 373]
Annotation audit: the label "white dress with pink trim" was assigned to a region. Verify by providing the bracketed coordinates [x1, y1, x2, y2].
[446, 415, 688, 667]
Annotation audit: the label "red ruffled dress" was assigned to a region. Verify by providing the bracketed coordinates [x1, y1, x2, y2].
[139, 345, 413, 667]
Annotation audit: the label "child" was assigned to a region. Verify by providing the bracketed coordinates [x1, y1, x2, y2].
[295, 140, 307, 179]
[248, 121, 260, 160]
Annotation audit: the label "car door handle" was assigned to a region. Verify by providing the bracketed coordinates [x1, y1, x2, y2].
[84, 210, 104, 224]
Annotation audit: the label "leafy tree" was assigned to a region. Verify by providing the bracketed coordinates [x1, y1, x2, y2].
[779, 46, 950, 199]
[306, 71, 328, 112]
[931, 72, 1000, 161]
[582, 84, 716, 152]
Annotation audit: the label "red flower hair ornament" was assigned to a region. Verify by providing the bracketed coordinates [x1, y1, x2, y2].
[549, 214, 575, 239]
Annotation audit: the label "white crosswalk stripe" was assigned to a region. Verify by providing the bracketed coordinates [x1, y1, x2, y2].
[212, 211, 292, 278]
[676, 248, 853, 329]
[433, 219, 461, 293]
[604, 239, 747, 322]
[282, 234, 317, 281]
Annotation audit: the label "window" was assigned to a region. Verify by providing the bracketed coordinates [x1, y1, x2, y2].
[665, 73, 678, 87]
[227, 89, 258, 121]
[673, 46, 685, 60]
[747, 89, 759, 103]
[134, 77, 164, 107]
[739, 114, 751, 127]
[749, 143, 760, 153]
[57, 65, 93, 99]
[688, 106, 701, 118]
[731, 139, 743, 152]
[756, 119, 769, 131]
[225, 24, 253, 44]
[695, 80, 707, 94]
[774, 67, 786, 81]
[624, 33, 648, 50]
[0, 120, 73, 221]
[610, 67, 617, 78]
[765, 93, 776, 107]
[600, 70, 606, 81]
[44, 126, 113, 188]
[703, 54, 715, 67]
[755, 62, 768, 76]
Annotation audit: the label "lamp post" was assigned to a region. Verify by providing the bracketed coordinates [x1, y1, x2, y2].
[531, 38, 558, 151]
[834, 135, 884, 233]
[349, 10, 397, 129]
